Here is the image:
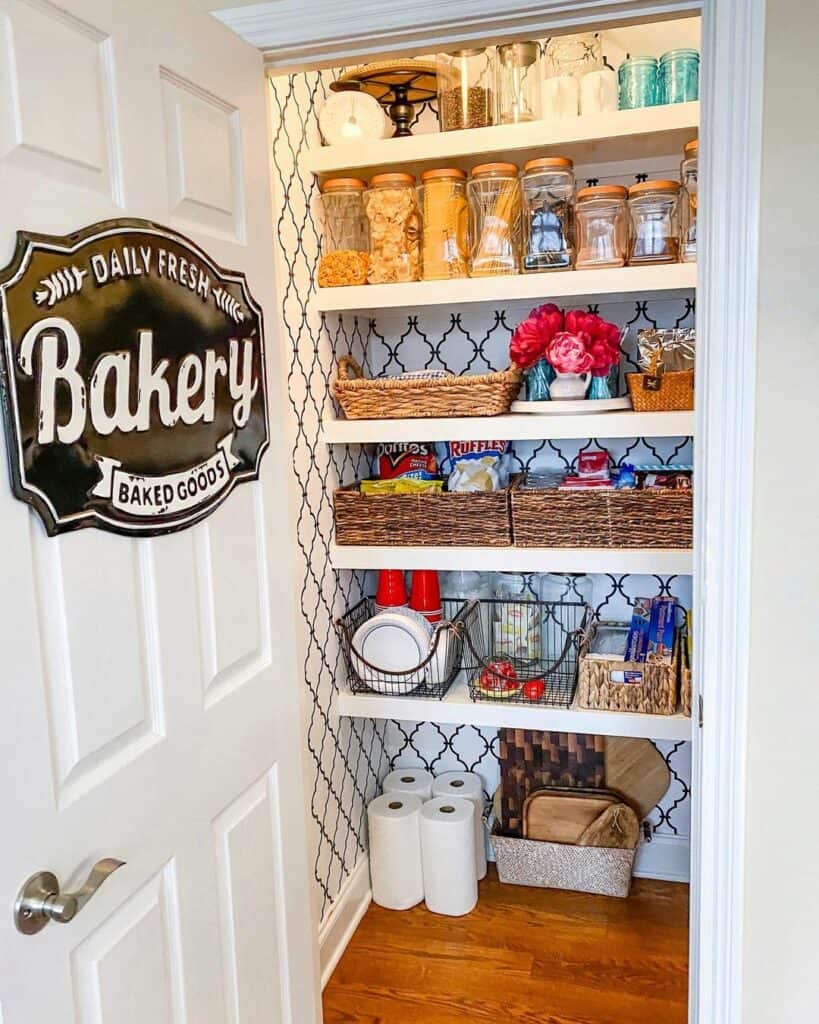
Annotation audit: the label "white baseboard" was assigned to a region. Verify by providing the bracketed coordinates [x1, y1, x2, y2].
[318, 857, 372, 989]
[633, 832, 691, 883]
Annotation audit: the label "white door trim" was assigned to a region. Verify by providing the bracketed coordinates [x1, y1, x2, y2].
[214, 0, 700, 68]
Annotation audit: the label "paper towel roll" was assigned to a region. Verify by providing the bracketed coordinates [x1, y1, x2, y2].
[432, 771, 487, 880]
[383, 768, 434, 801]
[420, 796, 478, 917]
[367, 794, 424, 910]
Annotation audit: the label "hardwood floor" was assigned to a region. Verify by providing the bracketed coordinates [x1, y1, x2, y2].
[323, 867, 689, 1024]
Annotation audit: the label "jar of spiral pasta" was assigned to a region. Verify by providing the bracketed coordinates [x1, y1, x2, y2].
[317, 178, 369, 287]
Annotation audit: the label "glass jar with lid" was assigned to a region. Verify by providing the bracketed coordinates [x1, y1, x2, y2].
[521, 156, 575, 272]
[419, 168, 469, 280]
[658, 48, 700, 104]
[496, 41, 542, 125]
[575, 185, 628, 269]
[437, 49, 496, 131]
[543, 33, 601, 119]
[680, 139, 698, 262]
[618, 56, 658, 109]
[467, 162, 521, 277]
[317, 178, 369, 288]
[363, 173, 421, 284]
[627, 179, 682, 265]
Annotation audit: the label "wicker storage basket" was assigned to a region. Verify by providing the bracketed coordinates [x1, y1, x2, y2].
[332, 356, 522, 420]
[626, 368, 694, 412]
[511, 479, 693, 549]
[577, 623, 681, 715]
[491, 827, 635, 898]
[333, 479, 513, 547]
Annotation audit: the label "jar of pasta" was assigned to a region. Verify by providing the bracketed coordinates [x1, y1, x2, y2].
[680, 140, 698, 262]
[419, 168, 469, 280]
[575, 185, 628, 269]
[317, 178, 369, 287]
[521, 156, 575, 271]
[467, 162, 521, 277]
[627, 179, 682, 265]
[364, 173, 421, 284]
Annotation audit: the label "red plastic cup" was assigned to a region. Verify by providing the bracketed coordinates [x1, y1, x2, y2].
[375, 570, 407, 608]
[409, 570, 441, 619]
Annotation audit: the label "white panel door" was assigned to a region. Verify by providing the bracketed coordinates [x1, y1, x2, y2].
[0, 2, 321, 1023]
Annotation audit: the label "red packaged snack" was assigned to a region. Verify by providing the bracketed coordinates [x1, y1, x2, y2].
[475, 660, 522, 699]
[373, 442, 439, 480]
[577, 450, 611, 480]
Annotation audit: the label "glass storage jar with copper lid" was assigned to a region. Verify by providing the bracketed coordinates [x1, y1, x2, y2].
[317, 178, 369, 288]
[419, 168, 469, 280]
[680, 139, 698, 262]
[467, 162, 521, 276]
[437, 49, 496, 131]
[363, 173, 421, 284]
[627, 179, 682, 265]
[521, 156, 575, 272]
[575, 185, 628, 269]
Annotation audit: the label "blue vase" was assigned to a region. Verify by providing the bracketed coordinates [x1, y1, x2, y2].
[526, 359, 554, 401]
[588, 374, 613, 400]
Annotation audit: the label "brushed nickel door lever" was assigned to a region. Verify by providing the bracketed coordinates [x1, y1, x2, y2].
[14, 858, 125, 935]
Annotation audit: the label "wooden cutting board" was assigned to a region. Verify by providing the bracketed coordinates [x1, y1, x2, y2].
[605, 737, 671, 821]
[523, 790, 618, 844]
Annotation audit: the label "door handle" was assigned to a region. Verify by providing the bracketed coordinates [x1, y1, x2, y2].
[14, 858, 125, 935]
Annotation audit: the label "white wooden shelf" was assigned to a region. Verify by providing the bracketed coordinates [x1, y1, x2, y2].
[304, 102, 699, 178]
[335, 675, 691, 741]
[331, 545, 693, 575]
[314, 262, 696, 313]
[322, 410, 694, 445]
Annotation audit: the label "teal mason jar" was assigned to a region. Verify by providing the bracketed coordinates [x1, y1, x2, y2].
[658, 48, 700, 104]
[618, 56, 658, 109]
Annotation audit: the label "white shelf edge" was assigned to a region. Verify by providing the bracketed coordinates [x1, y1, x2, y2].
[304, 102, 700, 175]
[321, 410, 695, 445]
[334, 676, 692, 741]
[330, 544, 693, 574]
[313, 263, 696, 313]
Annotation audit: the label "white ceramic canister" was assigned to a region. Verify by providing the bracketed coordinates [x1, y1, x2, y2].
[542, 74, 580, 119]
[580, 68, 618, 114]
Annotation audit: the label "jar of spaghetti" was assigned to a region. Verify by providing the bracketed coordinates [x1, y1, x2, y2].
[419, 168, 469, 280]
[521, 156, 575, 271]
[317, 178, 369, 287]
[467, 162, 521, 277]
[364, 173, 421, 284]
[627, 179, 682, 265]
[575, 185, 628, 269]
[680, 139, 698, 262]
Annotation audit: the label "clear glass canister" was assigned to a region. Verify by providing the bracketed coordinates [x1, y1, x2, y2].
[496, 40, 542, 124]
[627, 179, 682, 265]
[543, 34, 601, 119]
[618, 56, 658, 109]
[521, 157, 575, 272]
[658, 48, 700, 104]
[437, 49, 496, 131]
[364, 173, 421, 284]
[317, 178, 369, 287]
[575, 185, 628, 269]
[680, 139, 698, 262]
[419, 168, 469, 280]
[467, 162, 521, 277]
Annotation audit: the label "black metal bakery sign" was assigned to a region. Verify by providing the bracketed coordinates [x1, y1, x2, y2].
[0, 219, 269, 536]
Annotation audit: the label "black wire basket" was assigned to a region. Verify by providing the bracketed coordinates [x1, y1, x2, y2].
[463, 599, 591, 707]
[335, 597, 476, 699]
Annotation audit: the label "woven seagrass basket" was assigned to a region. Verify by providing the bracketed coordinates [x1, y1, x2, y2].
[577, 623, 681, 715]
[626, 350, 694, 412]
[332, 357, 523, 420]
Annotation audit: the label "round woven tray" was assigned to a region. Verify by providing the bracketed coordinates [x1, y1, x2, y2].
[333, 60, 438, 104]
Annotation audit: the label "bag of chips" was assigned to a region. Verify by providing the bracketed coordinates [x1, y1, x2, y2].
[436, 441, 511, 493]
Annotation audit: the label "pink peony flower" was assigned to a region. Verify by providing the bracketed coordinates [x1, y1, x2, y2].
[546, 332, 594, 374]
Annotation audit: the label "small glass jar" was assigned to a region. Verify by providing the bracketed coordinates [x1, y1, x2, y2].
[627, 179, 682, 265]
[681, 139, 698, 262]
[467, 162, 521, 277]
[419, 168, 469, 280]
[496, 41, 542, 124]
[575, 185, 628, 269]
[658, 48, 700, 104]
[521, 156, 575, 272]
[317, 178, 369, 287]
[364, 173, 420, 284]
[437, 49, 495, 131]
[618, 56, 658, 110]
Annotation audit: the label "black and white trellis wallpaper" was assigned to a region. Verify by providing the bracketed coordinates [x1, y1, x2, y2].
[269, 70, 692, 921]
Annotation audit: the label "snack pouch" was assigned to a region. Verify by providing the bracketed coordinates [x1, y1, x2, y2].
[436, 440, 511, 493]
[374, 442, 438, 480]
